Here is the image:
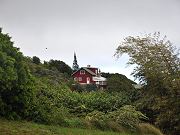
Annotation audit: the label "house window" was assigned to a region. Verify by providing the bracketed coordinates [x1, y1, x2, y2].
[74, 77, 78, 81]
[79, 77, 82, 81]
[80, 70, 85, 74]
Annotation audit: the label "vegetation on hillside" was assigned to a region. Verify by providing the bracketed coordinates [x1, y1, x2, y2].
[115, 32, 180, 135]
[0, 28, 34, 119]
[0, 119, 129, 135]
[0, 29, 170, 135]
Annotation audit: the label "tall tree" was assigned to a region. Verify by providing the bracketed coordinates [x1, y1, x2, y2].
[0, 28, 34, 119]
[48, 59, 72, 76]
[32, 56, 41, 64]
[115, 32, 180, 134]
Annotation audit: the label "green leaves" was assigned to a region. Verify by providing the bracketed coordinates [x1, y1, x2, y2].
[108, 105, 148, 130]
[47, 59, 72, 76]
[115, 32, 180, 134]
[0, 29, 34, 119]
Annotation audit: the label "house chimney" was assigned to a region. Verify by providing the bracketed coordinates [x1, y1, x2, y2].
[87, 65, 91, 67]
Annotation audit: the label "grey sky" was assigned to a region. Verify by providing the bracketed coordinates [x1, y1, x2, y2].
[0, 0, 180, 81]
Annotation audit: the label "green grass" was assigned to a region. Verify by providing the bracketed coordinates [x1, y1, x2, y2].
[0, 119, 130, 135]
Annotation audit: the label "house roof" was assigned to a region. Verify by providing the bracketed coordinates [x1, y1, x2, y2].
[72, 67, 97, 76]
[83, 67, 97, 76]
[93, 76, 107, 81]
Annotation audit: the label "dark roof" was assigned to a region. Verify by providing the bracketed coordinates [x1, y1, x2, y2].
[72, 67, 97, 76]
[83, 67, 97, 75]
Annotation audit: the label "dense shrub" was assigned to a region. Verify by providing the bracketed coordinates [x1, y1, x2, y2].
[85, 106, 148, 132]
[107, 74, 135, 93]
[85, 84, 98, 91]
[27, 77, 71, 125]
[84, 92, 131, 113]
[137, 123, 163, 135]
[108, 105, 148, 131]
[32, 56, 40, 64]
[0, 29, 34, 119]
[115, 32, 179, 135]
[47, 59, 72, 76]
[70, 83, 85, 92]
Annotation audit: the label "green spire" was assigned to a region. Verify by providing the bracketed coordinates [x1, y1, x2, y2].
[72, 52, 79, 71]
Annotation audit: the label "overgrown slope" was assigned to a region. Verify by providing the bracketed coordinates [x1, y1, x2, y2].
[0, 119, 128, 135]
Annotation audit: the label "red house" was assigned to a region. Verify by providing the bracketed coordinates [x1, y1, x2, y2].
[72, 65, 107, 89]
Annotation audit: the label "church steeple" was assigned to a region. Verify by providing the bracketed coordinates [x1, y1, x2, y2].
[72, 52, 79, 71]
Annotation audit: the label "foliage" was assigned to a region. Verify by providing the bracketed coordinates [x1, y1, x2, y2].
[84, 92, 131, 113]
[28, 88, 69, 124]
[106, 74, 135, 92]
[101, 72, 136, 85]
[86, 111, 109, 130]
[115, 32, 179, 85]
[32, 56, 40, 64]
[24, 67, 142, 132]
[0, 29, 34, 119]
[101, 73, 139, 102]
[137, 123, 164, 135]
[47, 59, 72, 76]
[26, 74, 72, 124]
[24, 65, 133, 126]
[85, 105, 148, 132]
[70, 83, 85, 92]
[70, 83, 98, 92]
[108, 105, 148, 131]
[115, 32, 180, 134]
[0, 119, 128, 135]
[1, 118, 164, 135]
[0, 29, 164, 134]
[85, 84, 98, 91]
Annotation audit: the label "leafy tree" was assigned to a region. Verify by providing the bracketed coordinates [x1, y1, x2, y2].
[104, 73, 135, 92]
[85, 84, 97, 91]
[108, 105, 148, 131]
[0, 28, 34, 119]
[48, 59, 72, 76]
[101, 73, 138, 101]
[70, 83, 85, 92]
[32, 56, 40, 64]
[101, 72, 136, 85]
[115, 32, 180, 134]
[115, 32, 179, 86]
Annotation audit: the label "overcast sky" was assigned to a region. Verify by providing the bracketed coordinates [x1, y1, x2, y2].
[0, 0, 180, 81]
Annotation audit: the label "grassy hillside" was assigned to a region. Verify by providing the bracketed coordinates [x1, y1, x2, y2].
[0, 119, 130, 135]
[0, 30, 164, 135]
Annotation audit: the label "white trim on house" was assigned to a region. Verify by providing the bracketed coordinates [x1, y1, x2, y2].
[78, 77, 82, 81]
[93, 76, 106, 81]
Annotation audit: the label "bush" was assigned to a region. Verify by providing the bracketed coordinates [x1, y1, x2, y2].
[85, 84, 98, 91]
[64, 118, 88, 128]
[32, 56, 40, 64]
[29, 94, 69, 125]
[48, 59, 72, 76]
[85, 111, 108, 130]
[85, 106, 148, 132]
[85, 92, 131, 113]
[105, 73, 136, 93]
[137, 123, 164, 135]
[107, 105, 148, 131]
[70, 83, 85, 92]
[106, 121, 125, 132]
[0, 29, 34, 119]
